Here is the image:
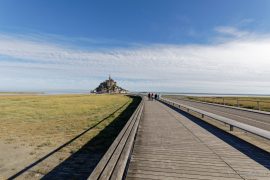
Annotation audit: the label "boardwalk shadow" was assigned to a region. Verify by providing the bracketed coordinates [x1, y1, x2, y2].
[9, 98, 133, 180]
[161, 101, 270, 170]
[37, 96, 141, 180]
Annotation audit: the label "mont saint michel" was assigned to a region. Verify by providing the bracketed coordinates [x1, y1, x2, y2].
[91, 76, 128, 94]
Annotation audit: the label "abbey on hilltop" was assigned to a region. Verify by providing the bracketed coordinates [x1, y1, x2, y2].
[91, 76, 128, 94]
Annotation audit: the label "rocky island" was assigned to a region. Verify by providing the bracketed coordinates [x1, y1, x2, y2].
[91, 76, 128, 94]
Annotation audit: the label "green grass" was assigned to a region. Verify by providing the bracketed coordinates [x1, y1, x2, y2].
[164, 95, 270, 112]
[0, 94, 134, 148]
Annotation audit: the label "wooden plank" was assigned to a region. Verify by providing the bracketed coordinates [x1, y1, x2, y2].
[126, 99, 270, 180]
[88, 98, 143, 180]
[110, 102, 144, 179]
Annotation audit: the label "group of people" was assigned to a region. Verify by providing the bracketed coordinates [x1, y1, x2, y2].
[148, 93, 159, 101]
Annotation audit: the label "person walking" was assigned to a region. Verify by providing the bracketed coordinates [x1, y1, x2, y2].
[154, 94, 157, 100]
[148, 93, 151, 101]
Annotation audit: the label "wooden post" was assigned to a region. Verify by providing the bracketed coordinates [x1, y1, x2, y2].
[257, 101, 260, 111]
[230, 125, 234, 131]
[223, 97, 225, 105]
[237, 98, 239, 107]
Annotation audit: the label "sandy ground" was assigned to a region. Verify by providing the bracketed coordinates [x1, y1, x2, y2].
[0, 141, 51, 179]
[0, 142, 31, 178]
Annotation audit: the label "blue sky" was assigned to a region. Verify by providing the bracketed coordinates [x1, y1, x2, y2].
[1, 0, 270, 93]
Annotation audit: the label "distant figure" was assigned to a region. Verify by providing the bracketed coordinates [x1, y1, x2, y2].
[151, 93, 154, 101]
[148, 93, 151, 101]
[154, 94, 157, 100]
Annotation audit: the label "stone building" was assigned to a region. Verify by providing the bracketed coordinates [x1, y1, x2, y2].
[91, 76, 128, 94]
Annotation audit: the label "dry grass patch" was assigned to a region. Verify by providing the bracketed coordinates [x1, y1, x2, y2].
[0, 94, 129, 147]
[0, 94, 135, 178]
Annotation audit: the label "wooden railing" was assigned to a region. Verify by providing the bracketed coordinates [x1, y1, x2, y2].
[160, 97, 270, 141]
[88, 97, 144, 180]
[171, 95, 270, 112]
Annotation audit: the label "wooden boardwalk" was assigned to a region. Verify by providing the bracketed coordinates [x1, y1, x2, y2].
[126, 100, 270, 180]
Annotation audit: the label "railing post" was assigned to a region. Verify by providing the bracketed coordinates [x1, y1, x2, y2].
[161, 97, 270, 141]
[257, 101, 260, 111]
[236, 98, 239, 107]
[223, 97, 225, 105]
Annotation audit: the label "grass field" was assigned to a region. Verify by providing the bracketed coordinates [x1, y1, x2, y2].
[0, 92, 42, 95]
[0, 94, 139, 178]
[165, 95, 270, 112]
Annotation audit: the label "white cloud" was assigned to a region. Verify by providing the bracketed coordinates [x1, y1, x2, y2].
[214, 26, 250, 37]
[0, 32, 270, 93]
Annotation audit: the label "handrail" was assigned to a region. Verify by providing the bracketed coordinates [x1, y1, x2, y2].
[165, 96, 270, 115]
[173, 95, 270, 112]
[160, 97, 270, 141]
[88, 97, 144, 180]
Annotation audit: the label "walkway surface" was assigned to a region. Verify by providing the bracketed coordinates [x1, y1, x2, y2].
[166, 97, 270, 131]
[126, 100, 270, 180]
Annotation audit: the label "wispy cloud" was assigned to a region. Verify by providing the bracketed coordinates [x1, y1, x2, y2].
[238, 18, 254, 26]
[0, 31, 270, 93]
[214, 26, 250, 38]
